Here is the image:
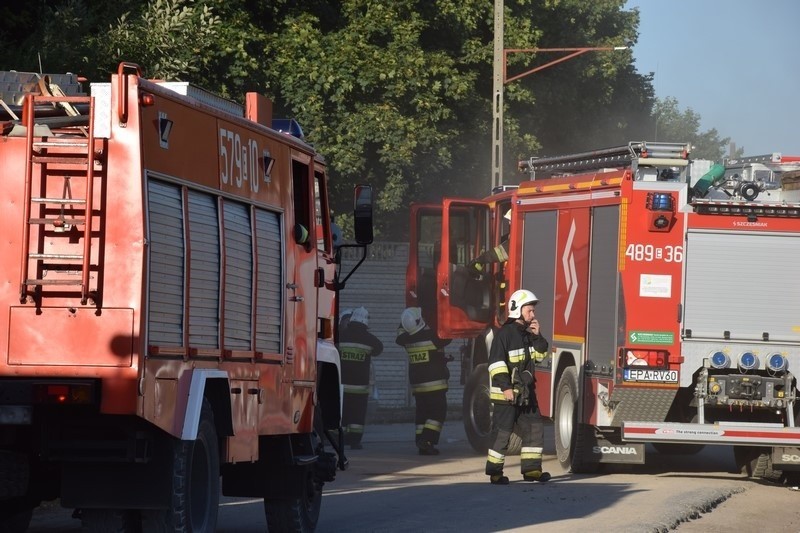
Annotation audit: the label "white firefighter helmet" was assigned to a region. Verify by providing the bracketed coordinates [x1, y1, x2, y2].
[349, 306, 369, 327]
[400, 307, 425, 335]
[339, 308, 353, 328]
[504, 209, 512, 222]
[507, 289, 538, 319]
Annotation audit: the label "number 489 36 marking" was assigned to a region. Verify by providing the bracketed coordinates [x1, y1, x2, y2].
[625, 244, 683, 263]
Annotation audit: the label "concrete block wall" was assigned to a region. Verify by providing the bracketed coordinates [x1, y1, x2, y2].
[339, 242, 465, 422]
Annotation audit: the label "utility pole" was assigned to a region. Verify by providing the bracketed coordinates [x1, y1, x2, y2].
[490, 2, 626, 190]
[490, 0, 504, 192]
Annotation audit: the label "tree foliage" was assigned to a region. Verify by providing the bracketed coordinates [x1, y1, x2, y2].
[0, 0, 732, 238]
[652, 97, 730, 161]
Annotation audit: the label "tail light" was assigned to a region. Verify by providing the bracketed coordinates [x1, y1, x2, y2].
[623, 349, 668, 368]
[33, 382, 94, 405]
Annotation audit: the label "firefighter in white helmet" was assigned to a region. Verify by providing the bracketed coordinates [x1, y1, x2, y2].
[338, 306, 383, 449]
[395, 307, 452, 455]
[485, 289, 551, 484]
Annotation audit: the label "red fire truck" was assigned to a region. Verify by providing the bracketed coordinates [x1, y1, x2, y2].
[0, 63, 372, 531]
[406, 141, 800, 479]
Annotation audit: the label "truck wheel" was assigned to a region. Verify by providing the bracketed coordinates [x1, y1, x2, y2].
[0, 500, 33, 533]
[80, 509, 140, 532]
[734, 446, 783, 482]
[142, 399, 220, 532]
[554, 366, 597, 473]
[264, 434, 323, 533]
[462, 363, 521, 455]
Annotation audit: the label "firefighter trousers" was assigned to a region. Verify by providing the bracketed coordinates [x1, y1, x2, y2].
[342, 390, 369, 446]
[485, 403, 545, 476]
[413, 389, 447, 447]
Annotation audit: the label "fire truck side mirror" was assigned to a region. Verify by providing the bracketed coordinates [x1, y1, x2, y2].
[353, 185, 374, 245]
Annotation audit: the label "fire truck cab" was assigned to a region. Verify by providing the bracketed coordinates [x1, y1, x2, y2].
[407, 141, 800, 479]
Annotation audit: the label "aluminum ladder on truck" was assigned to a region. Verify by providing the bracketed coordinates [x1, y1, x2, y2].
[18, 77, 100, 306]
[518, 141, 691, 178]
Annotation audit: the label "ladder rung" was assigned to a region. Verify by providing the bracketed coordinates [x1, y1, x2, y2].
[31, 198, 87, 204]
[29, 253, 84, 260]
[25, 279, 82, 286]
[29, 218, 85, 226]
[32, 155, 89, 165]
[33, 140, 89, 148]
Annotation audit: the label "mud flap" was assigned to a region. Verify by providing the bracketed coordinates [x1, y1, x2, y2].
[582, 433, 646, 465]
[772, 447, 800, 471]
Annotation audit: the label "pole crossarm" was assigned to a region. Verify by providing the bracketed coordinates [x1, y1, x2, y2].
[503, 46, 627, 85]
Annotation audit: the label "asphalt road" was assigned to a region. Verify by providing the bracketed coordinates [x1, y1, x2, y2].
[29, 420, 800, 532]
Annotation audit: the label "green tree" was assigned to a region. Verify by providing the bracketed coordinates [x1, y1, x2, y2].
[262, 0, 651, 237]
[652, 97, 729, 161]
[0, 1, 728, 239]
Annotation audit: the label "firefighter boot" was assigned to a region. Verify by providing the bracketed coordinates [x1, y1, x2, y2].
[418, 440, 440, 456]
[490, 475, 510, 485]
[522, 470, 551, 483]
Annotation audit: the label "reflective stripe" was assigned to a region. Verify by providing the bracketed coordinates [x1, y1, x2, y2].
[487, 448, 505, 465]
[521, 446, 543, 460]
[412, 379, 448, 393]
[415, 424, 424, 436]
[489, 386, 507, 401]
[424, 419, 443, 432]
[533, 349, 547, 362]
[343, 384, 370, 394]
[489, 361, 509, 379]
[521, 447, 544, 454]
[508, 347, 526, 363]
[346, 424, 364, 434]
[494, 244, 509, 262]
[339, 342, 372, 363]
[406, 340, 438, 351]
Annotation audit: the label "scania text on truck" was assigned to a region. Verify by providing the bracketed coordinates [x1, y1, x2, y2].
[406, 141, 800, 479]
[0, 63, 372, 532]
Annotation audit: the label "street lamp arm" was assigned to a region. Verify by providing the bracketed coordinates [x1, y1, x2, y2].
[503, 46, 627, 85]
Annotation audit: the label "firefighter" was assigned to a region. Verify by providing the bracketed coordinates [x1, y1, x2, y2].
[338, 306, 383, 449]
[468, 209, 511, 277]
[485, 289, 551, 485]
[395, 307, 452, 455]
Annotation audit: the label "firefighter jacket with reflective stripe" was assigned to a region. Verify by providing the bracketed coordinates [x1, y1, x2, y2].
[488, 321, 548, 404]
[471, 240, 509, 274]
[396, 326, 451, 394]
[339, 323, 383, 389]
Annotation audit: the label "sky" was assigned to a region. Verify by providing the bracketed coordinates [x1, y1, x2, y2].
[625, 0, 800, 156]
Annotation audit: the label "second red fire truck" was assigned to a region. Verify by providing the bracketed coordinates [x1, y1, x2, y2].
[406, 141, 800, 479]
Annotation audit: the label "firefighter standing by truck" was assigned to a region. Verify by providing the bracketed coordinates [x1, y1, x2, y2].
[396, 307, 452, 455]
[339, 306, 384, 449]
[485, 289, 551, 485]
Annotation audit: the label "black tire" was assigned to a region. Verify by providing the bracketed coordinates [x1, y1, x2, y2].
[652, 442, 705, 455]
[80, 509, 140, 532]
[462, 363, 521, 455]
[264, 434, 323, 533]
[141, 399, 220, 532]
[554, 366, 597, 473]
[0, 501, 33, 533]
[734, 446, 783, 482]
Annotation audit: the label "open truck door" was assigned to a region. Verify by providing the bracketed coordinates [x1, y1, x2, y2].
[406, 200, 493, 339]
